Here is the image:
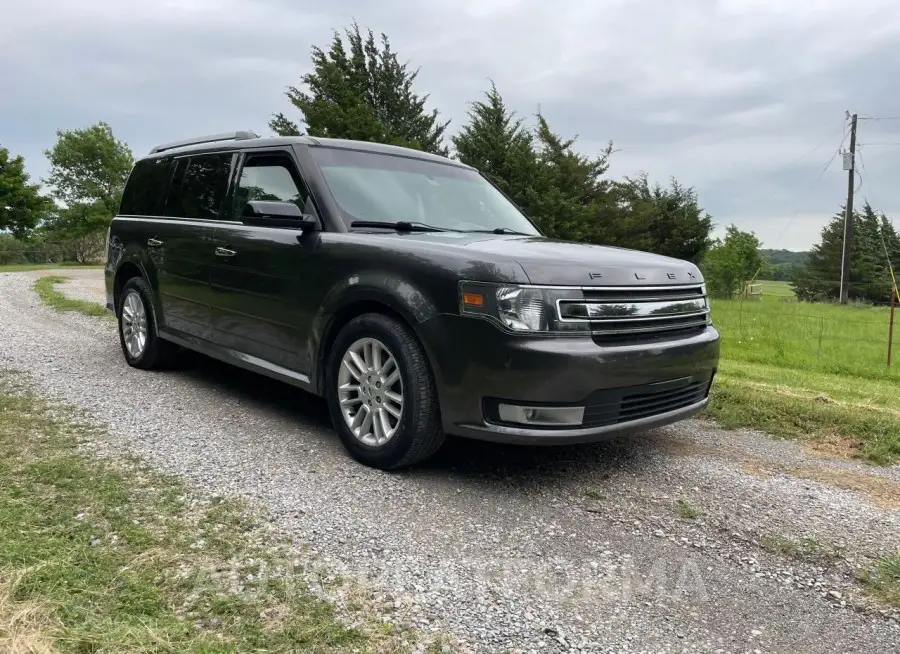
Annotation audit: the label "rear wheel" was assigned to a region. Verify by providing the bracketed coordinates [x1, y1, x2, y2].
[117, 277, 179, 370]
[325, 313, 444, 469]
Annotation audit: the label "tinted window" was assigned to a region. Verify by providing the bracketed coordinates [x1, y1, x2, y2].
[119, 157, 172, 216]
[164, 153, 233, 220]
[309, 147, 540, 235]
[232, 154, 308, 219]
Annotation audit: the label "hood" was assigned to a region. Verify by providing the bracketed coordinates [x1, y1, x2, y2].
[398, 232, 703, 286]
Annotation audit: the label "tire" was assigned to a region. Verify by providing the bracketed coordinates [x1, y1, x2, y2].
[117, 276, 179, 370]
[325, 312, 445, 470]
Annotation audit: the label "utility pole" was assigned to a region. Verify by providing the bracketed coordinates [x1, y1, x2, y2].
[839, 112, 858, 304]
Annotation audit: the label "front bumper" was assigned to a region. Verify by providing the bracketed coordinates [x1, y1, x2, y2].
[417, 314, 719, 445]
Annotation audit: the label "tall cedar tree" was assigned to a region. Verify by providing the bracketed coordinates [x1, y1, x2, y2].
[270, 23, 449, 155]
[793, 202, 900, 303]
[530, 114, 615, 243]
[452, 82, 540, 214]
[0, 146, 49, 238]
[452, 85, 712, 258]
[610, 174, 713, 264]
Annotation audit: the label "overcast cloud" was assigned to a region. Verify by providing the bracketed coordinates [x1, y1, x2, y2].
[4, 0, 900, 249]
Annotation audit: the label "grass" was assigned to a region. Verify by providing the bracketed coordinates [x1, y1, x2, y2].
[705, 280, 900, 465]
[676, 500, 699, 520]
[0, 263, 102, 273]
[710, 293, 898, 382]
[0, 375, 424, 653]
[583, 487, 605, 501]
[857, 554, 900, 608]
[33, 276, 109, 319]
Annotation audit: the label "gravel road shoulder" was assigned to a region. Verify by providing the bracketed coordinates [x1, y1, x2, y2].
[2, 269, 898, 653]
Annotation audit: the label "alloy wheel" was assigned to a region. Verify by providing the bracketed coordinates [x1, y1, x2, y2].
[337, 337, 404, 446]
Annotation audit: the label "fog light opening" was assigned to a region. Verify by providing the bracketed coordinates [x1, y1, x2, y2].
[497, 404, 585, 427]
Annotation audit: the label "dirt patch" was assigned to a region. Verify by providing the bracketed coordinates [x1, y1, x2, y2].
[660, 436, 900, 510]
[742, 461, 900, 510]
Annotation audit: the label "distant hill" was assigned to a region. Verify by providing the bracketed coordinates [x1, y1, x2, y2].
[759, 249, 808, 281]
[761, 249, 808, 266]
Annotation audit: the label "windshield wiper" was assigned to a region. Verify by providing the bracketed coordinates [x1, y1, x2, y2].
[350, 220, 449, 233]
[464, 227, 533, 236]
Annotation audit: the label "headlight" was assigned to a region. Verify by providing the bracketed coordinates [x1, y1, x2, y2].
[459, 282, 587, 333]
[496, 286, 545, 331]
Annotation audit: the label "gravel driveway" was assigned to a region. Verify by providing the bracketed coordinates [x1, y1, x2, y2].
[1, 269, 898, 653]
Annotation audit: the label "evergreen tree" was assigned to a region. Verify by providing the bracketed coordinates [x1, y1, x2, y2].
[609, 175, 713, 264]
[270, 23, 449, 155]
[529, 114, 614, 242]
[452, 83, 540, 214]
[793, 202, 896, 303]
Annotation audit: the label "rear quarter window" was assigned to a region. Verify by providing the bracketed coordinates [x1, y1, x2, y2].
[164, 153, 234, 220]
[119, 157, 173, 216]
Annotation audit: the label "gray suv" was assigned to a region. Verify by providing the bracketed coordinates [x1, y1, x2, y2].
[105, 131, 719, 469]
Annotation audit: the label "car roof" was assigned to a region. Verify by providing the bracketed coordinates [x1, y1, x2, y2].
[137, 133, 473, 170]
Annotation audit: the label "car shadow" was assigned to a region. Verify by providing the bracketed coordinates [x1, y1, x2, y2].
[175, 351, 665, 487]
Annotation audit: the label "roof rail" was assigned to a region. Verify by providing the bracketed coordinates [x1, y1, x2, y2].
[149, 130, 259, 154]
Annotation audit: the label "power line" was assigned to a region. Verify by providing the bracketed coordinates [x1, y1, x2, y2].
[856, 142, 900, 147]
[771, 137, 846, 247]
[858, 115, 900, 121]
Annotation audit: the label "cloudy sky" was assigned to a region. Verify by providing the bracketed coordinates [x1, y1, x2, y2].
[4, 0, 900, 250]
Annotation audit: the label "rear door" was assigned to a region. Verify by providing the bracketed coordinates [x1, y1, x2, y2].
[209, 148, 322, 377]
[154, 152, 235, 341]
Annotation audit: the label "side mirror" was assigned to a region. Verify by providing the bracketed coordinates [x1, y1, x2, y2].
[242, 200, 317, 230]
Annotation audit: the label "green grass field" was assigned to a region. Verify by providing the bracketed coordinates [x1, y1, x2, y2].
[707, 280, 900, 464]
[711, 291, 898, 381]
[0, 262, 103, 273]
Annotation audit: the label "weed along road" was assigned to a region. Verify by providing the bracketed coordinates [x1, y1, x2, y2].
[1, 269, 899, 653]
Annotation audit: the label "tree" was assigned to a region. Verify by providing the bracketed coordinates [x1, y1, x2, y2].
[792, 202, 898, 303]
[270, 22, 449, 155]
[702, 225, 762, 299]
[609, 174, 713, 263]
[43, 122, 134, 216]
[0, 146, 48, 238]
[528, 114, 616, 243]
[39, 201, 111, 262]
[452, 82, 540, 212]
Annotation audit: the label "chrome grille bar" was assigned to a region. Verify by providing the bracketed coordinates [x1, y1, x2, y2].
[558, 284, 711, 339]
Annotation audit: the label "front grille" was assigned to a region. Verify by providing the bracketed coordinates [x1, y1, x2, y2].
[557, 284, 710, 344]
[580, 377, 710, 428]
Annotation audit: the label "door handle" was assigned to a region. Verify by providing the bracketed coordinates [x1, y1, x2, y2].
[215, 247, 237, 258]
[147, 238, 163, 247]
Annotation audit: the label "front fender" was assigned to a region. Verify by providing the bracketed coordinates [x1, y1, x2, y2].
[307, 270, 445, 394]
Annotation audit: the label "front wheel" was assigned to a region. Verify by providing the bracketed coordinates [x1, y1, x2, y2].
[325, 313, 444, 469]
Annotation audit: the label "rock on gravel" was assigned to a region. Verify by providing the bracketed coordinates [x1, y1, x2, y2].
[1, 270, 898, 653]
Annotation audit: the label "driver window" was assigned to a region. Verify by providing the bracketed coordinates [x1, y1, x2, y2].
[233, 154, 309, 219]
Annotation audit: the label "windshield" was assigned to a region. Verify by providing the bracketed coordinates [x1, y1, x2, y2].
[310, 146, 541, 235]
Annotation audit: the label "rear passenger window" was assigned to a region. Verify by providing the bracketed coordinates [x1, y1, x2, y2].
[232, 154, 308, 219]
[119, 157, 172, 216]
[164, 153, 233, 220]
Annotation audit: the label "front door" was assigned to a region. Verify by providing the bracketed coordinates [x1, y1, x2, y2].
[209, 149, 321, 378]
[154, 151, 235, 341]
